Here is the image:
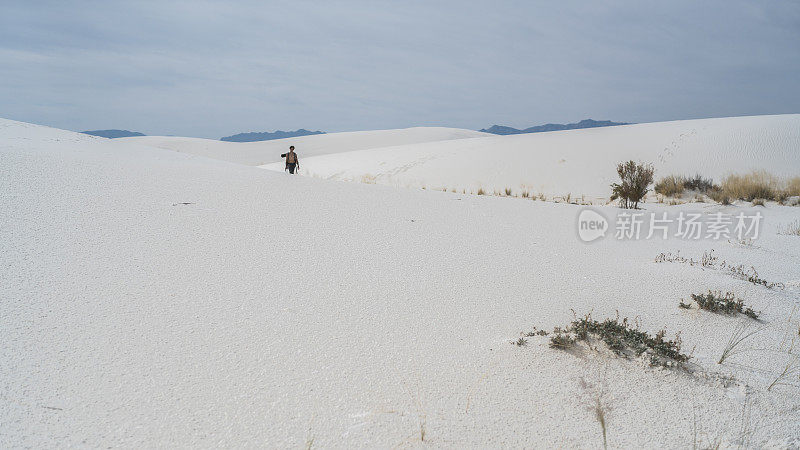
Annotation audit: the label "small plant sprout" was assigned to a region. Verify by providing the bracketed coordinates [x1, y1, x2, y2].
[402, 382, 427, 443]
[768, 307, 800, 390]
[504, 187, 512, 196]
[579, 377, 610, 450]
[595, 397, 608, 450]
[549, 332, 576, 349]
[767, 355, 800, 391]
[718, 320, 769, 364]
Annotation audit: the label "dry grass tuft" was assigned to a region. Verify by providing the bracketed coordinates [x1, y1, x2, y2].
[718, 320, 769, 364]
[721, 170, 780, 202]
[785, 177, 800, 197]
[654, 175, 685, 197]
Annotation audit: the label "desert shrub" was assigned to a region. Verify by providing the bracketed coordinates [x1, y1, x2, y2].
[477, 187, 485, 195]
[683, 174, 716, 192]
[721, 170, 780, 201]
[610, 160, 654, 209]
[688, 291, 759, 319]
[514, 337, 527, 346]
[751, 198, 765, 206]
[504, 187, 513, 196]
[521, 190, 530, 198]
[655, 176, 685, 197]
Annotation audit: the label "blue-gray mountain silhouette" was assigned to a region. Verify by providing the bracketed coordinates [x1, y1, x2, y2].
[480, 119, 629, 135]
[220, 129, 325, 142]
[82, 129, 145, 138]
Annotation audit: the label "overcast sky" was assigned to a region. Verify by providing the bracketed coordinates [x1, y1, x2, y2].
[1, 0, 798, 138]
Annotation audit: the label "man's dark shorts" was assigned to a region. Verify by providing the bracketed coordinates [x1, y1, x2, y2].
[287, 163, 297, 174]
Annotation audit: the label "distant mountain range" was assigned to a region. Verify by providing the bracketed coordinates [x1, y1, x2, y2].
[81, 129, 145, 138]
[220, 129, 325, 142]
[480, 119, 629, 135]
[79, 121, 626, 141]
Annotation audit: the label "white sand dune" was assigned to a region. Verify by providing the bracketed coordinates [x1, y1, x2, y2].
[262, 114, 800, 202]
[2, 117, 800, 447]
[119, 127, 488, 166]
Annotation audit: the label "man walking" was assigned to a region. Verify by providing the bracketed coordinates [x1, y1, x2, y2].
[284, 145, 299, 174]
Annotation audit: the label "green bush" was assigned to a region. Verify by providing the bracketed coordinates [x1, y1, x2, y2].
[541, 314, 689, 367]
[610, 161, 654, 209]
[688, 291, 759, 319]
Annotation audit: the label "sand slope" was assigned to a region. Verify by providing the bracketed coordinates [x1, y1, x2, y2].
[2, 118, 799, 447]
[263, 115, 800, 201]
[119, 127, 488, 166]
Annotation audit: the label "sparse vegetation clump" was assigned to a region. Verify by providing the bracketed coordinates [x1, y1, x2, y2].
[685, 291, 759, 319]
[654, 175, 685, 197]
[534, 314, 689, 367]
[654, 174, 718, 199]
[651, 171, 800, 205]
[549, 332, 576, 349]
[707, 188, 731, 205]
[610, 160, 654, 209]
[655, 250, 785, 289]
[683, 174, 716, 192]
[778, 220, 800, 236]
[720, 170, 779, 202]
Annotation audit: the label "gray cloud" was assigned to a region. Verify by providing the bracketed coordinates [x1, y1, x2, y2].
[1, 0, 798, 137]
